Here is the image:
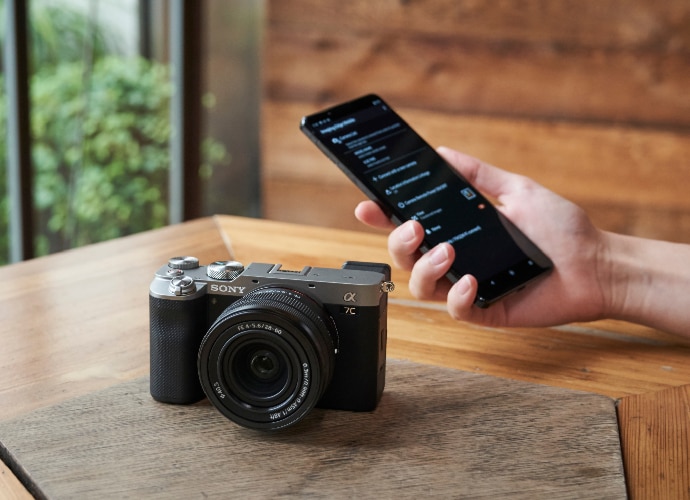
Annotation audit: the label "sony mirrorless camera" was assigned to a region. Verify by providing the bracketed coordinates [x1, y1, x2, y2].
[149, 256, 394, 431]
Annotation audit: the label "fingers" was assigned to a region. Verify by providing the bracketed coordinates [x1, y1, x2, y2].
[446, 275, 480, 320]
[436, 146, 526, 202]
[445, 274, 517, 328]
[383, 221, 452, 300]
[407, 242, 456, 301]
[387, 220, 425, 271]
[354, 201, 395, 230]
[354, 202, 428, 273]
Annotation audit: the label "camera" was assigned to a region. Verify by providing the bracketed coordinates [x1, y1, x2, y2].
[149, 256, 394, 431]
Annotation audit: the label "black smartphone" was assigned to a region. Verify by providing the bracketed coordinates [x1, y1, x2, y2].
[300, 94, 552, 307]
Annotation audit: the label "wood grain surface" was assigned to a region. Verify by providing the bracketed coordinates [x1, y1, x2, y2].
[261, 0, 690, 246]
[1, 215, 689, 498]
[618, 385, 690, 499]
[0, 361, 626, 499]
[0, 461, 32, 500]
[216, 215, 690, 399]
[266, 0, 690, 126]
[0, 217, 231, 423]
[262, 100, 690, 243]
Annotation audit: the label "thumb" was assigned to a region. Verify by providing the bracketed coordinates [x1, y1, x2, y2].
[436, 146, 520, 201]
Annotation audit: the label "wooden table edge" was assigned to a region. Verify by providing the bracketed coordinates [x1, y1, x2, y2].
[617, 384, 690, 499]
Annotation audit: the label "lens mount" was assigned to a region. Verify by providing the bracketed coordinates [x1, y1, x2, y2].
[198, 287, 336, 430]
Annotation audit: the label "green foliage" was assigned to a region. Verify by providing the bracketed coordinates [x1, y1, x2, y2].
[0, 4, 227, 264]
[0, 2, 116, 68]
[31, 56, 175, 254]
[0, 57, 170, 259]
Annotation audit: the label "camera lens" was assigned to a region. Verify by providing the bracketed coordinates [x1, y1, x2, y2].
[198, 287, 337, 430]
[228, 342, 290, 404]
[250, 350, 279, 379]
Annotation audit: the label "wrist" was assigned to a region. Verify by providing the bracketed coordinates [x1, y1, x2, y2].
[599, 231, 689, 336]
[598, 232, 644, 321]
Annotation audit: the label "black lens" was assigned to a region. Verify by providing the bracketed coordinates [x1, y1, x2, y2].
[250, 350, 279, 379]
[198, 287, 337, 430]
[227, 341, 290, 404]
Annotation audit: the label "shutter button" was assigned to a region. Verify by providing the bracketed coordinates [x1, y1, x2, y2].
[169, 275, 196, 296]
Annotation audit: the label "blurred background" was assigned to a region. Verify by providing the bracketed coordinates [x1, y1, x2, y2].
[1, 0, 262, 264]
[2, 0, 689, 266]
[262, 1, 690, 244]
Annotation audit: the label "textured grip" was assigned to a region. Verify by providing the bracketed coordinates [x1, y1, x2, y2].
[149, 295, 206, 404]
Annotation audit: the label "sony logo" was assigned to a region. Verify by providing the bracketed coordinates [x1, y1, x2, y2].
[210, 284, 246, 294]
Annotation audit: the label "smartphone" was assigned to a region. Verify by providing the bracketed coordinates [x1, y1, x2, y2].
[300, 94, 552, 307]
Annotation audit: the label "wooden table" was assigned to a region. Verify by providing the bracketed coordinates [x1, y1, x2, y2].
[1, 216, 689, 498]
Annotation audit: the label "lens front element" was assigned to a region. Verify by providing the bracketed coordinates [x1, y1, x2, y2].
[198, 287, 337, 430]
[249, 350, 280, 381]
[227, 336, 292, 400]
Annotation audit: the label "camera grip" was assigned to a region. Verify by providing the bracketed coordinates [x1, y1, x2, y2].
[149, 295, 206, 404]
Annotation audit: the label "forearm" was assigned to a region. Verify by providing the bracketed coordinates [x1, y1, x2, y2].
[602, 232, 690, 338]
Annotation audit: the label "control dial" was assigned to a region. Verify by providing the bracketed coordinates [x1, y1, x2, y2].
[207, 261, 244, 281]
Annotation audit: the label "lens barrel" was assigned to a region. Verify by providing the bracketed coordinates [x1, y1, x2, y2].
[198, 287, 337, 430]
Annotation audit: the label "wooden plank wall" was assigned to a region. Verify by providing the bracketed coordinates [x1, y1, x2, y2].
[261, 0, 690, 244]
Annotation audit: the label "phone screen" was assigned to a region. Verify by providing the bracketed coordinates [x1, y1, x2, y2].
[300, 94, 552, 307]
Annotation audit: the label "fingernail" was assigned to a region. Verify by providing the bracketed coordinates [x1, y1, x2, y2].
[401, 222, 417, 243]
[456, 275, 471, 295]
[429, 244, 450, 266]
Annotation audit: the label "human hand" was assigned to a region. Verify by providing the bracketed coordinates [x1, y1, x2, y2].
[355, 147, 611, 328]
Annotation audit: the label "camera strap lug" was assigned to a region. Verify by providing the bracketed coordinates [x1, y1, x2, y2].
[380, 281, 395, 293]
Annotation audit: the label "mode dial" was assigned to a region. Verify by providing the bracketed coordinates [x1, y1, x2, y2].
[168, 256, 200, 270]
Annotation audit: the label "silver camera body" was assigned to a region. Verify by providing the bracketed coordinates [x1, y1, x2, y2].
[149, 257, 393, 430]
